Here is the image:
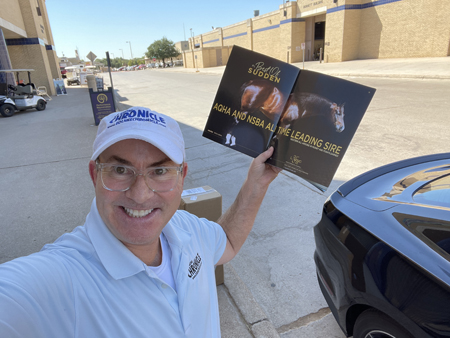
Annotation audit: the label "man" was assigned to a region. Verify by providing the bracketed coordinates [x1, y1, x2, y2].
[0, 107, 280, 337]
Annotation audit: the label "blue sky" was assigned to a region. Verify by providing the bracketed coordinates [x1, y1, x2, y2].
[46, 0, 285, 61]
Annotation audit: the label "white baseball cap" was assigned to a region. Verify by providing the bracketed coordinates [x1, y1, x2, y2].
[91, 107, 185, 164]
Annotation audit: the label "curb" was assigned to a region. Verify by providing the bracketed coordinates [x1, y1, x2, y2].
[153, 66, 450, 81]
[224, 263, 280, 338]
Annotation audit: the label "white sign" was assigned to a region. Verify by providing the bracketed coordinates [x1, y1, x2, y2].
[301, 43, 306, 50]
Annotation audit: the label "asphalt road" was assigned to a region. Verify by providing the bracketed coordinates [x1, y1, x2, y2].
[0, 69, 449, 337]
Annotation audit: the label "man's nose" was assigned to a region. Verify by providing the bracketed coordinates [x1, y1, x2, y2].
[125, 174, 154, 203]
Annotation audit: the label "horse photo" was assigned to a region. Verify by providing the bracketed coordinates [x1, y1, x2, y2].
[225, 79, 345, 147]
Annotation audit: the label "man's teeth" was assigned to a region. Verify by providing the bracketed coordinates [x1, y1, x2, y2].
[124, 207, 153, 218]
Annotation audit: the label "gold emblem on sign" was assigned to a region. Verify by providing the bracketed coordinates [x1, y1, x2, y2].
[97, 94, 108, 104]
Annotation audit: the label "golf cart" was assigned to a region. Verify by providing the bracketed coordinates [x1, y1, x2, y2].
[65, 65, 82, 86]
[0, 69, 47, 117]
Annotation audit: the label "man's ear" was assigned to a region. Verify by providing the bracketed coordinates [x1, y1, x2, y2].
[182, 162, 188, 180]
[88, 160, 98, 187]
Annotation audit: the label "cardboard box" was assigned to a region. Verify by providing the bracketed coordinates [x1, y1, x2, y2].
[179, 186, 222, 222]
[179, 186, 224, 285]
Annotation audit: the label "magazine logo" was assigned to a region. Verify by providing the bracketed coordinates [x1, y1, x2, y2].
[97, 93, 108, 104]
[188, 253, 202, 279]
[248, 62, 281, 83]
[107, 109, 166, 128]
[290, 155, 302, 165]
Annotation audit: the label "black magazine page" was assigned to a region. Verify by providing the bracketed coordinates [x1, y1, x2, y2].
[202, 46, 300, 157]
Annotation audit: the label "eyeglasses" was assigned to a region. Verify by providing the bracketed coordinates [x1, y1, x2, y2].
[96, 162, 183, 193]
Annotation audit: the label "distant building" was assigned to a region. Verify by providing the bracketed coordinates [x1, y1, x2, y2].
[0, 0, 60, 95]
[183, 0, 450, 68]
[175, 41, 189, 54]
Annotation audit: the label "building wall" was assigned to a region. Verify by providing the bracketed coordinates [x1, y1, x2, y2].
[358, 0, 450, 59]
[0, 0, 26, 36]
[183, 0, 449, 68]
[222, 21, 249, 49]
[0, 0, 60, 95]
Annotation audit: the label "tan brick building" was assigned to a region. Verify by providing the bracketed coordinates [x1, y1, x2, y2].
[183, 0, 450, 68]
[0, 0, 60, 95]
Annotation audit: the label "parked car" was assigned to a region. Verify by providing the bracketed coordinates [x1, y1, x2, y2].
[314, 152, 450, 338]
[137, 64, 146, 70]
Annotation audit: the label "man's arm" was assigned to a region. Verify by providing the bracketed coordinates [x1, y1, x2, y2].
[216, 147, 281, 265]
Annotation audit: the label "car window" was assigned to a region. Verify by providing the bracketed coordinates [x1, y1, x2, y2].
[413, 174, 450, 208]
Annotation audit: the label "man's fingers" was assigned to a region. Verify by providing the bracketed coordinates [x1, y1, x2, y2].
[256, 146, 275, 163]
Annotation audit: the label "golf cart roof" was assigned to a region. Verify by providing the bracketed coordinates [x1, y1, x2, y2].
[0, 69, 35, 73]
[64, 65, 83, 70]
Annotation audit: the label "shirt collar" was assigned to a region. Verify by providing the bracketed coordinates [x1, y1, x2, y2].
[86, 198, 145, 280]
[85, 199, 192, 280]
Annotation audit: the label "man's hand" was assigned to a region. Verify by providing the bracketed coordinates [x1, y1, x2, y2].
[216, 147, 281, 265]
[246, 146, 282, 194]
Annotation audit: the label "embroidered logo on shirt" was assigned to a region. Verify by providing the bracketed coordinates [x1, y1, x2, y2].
[188, 253, 202, 279]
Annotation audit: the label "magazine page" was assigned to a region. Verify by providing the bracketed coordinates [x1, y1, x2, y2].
[202, 46, 300, 157]
[267, 70, 376, 191]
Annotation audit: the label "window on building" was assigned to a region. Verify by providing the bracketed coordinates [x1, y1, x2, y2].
[36, 0, 42, 16]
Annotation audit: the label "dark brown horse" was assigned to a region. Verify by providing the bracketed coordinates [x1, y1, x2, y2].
[225, 79, 345, 146]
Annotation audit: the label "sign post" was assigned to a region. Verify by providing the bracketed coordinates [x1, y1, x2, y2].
[86, 51, 97, 65]
[89, 87, 116, 125]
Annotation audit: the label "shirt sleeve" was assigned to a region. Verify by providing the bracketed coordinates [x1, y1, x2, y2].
[0, 252, 75, 337]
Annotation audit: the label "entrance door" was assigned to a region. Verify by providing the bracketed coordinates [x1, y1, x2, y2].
[216, 49, 223, 66]
[314, 21, 325, 61]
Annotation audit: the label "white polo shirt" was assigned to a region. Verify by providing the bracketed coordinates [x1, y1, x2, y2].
[0, 199, 227, 338]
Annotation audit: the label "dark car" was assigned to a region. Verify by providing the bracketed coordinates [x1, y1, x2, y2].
[314, 153, 450, 338]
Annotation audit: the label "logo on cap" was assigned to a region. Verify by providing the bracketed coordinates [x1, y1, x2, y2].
[108, 108, 167, 128]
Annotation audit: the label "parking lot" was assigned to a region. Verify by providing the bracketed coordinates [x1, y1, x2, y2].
[1, 63, 449, 337]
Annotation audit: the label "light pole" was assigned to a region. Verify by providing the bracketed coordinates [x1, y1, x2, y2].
[119, 49, 124, 65]
[190, 29, 198, 71]
[126, 41, 133, 60]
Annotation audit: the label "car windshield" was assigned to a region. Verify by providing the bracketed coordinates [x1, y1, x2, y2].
[413, 174, 450, 208]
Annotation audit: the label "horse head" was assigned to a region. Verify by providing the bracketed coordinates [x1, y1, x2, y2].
[330, 103, 345, 132]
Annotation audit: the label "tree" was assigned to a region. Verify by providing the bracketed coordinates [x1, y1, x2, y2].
[145, 37, 179, 67]
[97, 57, 127, 68]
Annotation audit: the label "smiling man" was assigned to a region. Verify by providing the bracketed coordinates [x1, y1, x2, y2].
[0, 107, 280, 337]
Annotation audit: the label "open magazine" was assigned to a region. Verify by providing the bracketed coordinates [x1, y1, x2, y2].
[203, 46, 376, 191]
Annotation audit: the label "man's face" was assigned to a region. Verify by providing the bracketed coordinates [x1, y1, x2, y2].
[89, 139, 187, 250]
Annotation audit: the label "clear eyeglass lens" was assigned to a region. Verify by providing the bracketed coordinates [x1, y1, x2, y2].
[98, 163, 181, 192]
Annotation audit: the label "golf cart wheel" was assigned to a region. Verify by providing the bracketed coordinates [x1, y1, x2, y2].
[36, 99, 46, 111]
[0, 103, 16, 117]
[354, 309, 413, 338]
